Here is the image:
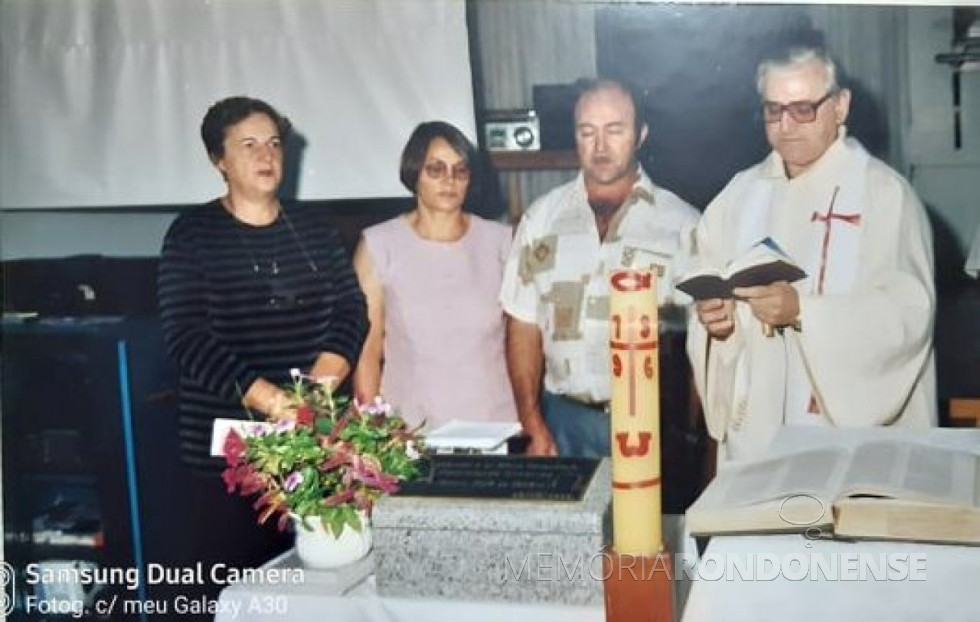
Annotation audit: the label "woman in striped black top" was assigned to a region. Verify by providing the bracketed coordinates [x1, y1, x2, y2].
[156, 97, 367, 600]
[159, 96, 368, 468]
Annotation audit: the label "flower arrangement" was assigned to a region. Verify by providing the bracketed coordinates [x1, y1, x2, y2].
[222, 370, 424, 537]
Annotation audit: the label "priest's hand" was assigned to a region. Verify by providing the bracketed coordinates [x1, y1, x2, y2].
[695, 298, 736, 340]
[732, 281, 800, 328]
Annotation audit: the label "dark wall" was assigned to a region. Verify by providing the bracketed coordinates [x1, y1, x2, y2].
[595, 6, 980, 420]
[0, 199, 411, 317]
[596, 5, 825, 209]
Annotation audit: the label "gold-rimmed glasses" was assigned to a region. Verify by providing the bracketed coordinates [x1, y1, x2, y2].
[423, 161, 471, 181]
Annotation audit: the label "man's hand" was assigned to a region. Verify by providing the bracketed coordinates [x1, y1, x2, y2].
[522, 416, 558, 457]
[695, 297, 736, 340]
[505, 316, 557, 456]
[732, 281, 800, 328]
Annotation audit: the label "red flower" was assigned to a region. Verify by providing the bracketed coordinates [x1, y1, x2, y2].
[323, 489, 356, 506]
[223, 429, 248, 466]
[221, 463, 268, 496]
[220, 380, 423, 534]
[296, 404, 315, 427]
[325, 415, 349, 444]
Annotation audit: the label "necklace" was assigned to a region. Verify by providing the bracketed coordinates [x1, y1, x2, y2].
[280, 209, 319, 273]
[237, 220, 280, 276]
[223, 197, 319, 276]
[224, 197, 281, 275]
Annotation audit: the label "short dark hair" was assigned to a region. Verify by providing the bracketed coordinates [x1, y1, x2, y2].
[399, 121, 477, 194]
[573, 77, 646, 138]
[200, 96, 291, 163]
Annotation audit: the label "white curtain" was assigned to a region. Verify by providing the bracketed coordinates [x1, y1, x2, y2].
[0, 0, 475, 208]
[472, 0, 597, 219]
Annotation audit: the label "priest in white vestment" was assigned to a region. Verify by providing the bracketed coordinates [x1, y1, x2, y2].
[687, 47, 937, 463]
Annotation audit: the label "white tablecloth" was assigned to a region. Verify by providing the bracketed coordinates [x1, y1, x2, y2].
[681, 427, 980, 622]
[218, 574, 604, 622]
[681, 534, 980, 622]
[218, 429, 980, 622]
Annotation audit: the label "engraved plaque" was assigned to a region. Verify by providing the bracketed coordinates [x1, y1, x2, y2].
[396, 455, 600, 501]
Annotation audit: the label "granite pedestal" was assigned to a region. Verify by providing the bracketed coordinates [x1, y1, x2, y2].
[373, 458, 612, 604]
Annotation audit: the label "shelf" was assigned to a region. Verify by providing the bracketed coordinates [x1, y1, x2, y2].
[488, 150, 578, 171]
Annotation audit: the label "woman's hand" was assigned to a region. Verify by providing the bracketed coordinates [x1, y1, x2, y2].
[242, 378, 294, 421]
[309, 352, 350, 387]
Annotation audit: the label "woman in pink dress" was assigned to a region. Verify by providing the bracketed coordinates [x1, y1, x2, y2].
[353, 122, 518, 431]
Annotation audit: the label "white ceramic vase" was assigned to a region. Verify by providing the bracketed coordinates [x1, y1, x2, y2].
[291, 511, 372, 569]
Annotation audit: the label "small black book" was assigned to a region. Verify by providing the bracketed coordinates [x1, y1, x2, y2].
[677, 237, 806, 300]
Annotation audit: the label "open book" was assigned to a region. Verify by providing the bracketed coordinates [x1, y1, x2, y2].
[677, 237, 806, 300]
[686, 439, 980, 545]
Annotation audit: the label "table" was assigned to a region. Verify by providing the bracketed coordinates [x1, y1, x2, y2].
[218, 574, 603, 622]
[216, 515, 695, 622]
[681, 534, 980, 622]
[218, 429, 980, 621]
[681, 427, 980, 622]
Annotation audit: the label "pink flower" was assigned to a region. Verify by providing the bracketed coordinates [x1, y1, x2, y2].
[284, 471, 304, 492]
[346, 454, 400, 494]
[221, 378, 423, 533]
[273, 419, 295, 433]
[358, 395, 394, 416]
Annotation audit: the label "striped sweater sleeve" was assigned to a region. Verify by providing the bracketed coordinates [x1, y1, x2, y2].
[157, 215, 259, 401]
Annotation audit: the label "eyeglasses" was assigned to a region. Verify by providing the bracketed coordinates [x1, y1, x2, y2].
[423, 161, 471, 181]
[762, 90, 837, 124]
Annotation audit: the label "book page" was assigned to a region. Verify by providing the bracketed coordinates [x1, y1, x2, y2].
[695, 446, 848, 509]
[725, 237, 802, 276]
[839, 440, 979, 507]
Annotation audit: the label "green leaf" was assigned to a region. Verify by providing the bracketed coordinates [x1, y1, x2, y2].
[327, 512, 345, 538]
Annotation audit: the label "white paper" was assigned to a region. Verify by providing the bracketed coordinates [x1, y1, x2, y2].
[424, 419, 522, 454]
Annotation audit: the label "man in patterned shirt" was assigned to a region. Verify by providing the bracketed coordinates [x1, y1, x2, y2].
[500, 78, 699, 457]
